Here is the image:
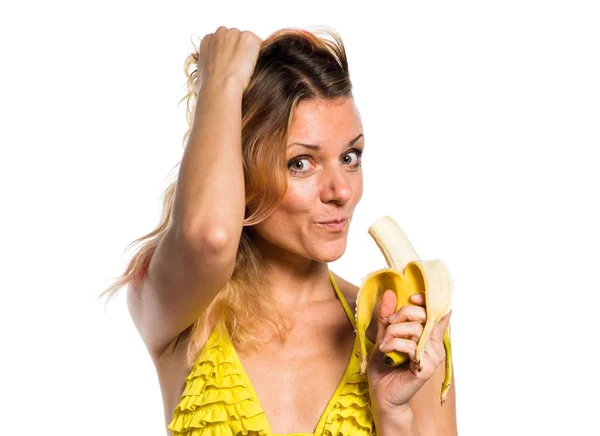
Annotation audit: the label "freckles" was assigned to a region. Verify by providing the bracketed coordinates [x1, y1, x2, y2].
[284, 181, 318, 210]
[352, 178, 364, 202]
[356, 183, 364, 200]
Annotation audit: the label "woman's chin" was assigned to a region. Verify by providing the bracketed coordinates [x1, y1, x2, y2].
[315, 242, 347, 262]
[323, 253, 344, 263]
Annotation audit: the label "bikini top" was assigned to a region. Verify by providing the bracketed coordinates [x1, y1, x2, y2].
[168, 270, 376, 436]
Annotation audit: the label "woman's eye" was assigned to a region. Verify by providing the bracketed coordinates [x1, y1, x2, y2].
[342, 150, 362, 166]
[288, 157, 312, 174]
[342, 153, 358, 164]
[288, 149, 362, 175]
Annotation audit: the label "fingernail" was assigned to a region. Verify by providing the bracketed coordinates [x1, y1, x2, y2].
[388, 313, 396, 322]
[379, 341, 388, 350]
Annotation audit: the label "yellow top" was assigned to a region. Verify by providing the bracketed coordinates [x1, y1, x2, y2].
[168, 270, 376, 436]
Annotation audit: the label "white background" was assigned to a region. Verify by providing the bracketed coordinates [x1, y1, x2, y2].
[1, 1, 599, 435]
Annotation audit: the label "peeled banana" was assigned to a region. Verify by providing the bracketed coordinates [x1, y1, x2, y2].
[355, 216, 454, 404]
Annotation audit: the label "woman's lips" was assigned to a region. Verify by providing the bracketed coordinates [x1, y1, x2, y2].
[316, 217, 348, 231]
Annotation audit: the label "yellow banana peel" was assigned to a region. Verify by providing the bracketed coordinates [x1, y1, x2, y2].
[355, 216, 454, 405]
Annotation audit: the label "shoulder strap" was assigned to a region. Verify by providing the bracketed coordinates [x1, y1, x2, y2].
[328, 270, 356, 330]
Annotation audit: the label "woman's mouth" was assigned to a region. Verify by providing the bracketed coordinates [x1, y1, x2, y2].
[316, 217, 349, 231]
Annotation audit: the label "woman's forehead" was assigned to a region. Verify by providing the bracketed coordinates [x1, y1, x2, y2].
[287, 98, 363, 148]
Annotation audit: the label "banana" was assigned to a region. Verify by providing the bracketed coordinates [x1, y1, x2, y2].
[355, 216, 454, 405]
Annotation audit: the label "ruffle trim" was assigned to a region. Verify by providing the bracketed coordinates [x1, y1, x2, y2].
[168, 326, 377, 436]
[321, 366, 375, 436]
[168, 328, 269, 435]
[169, 413, 267, 436]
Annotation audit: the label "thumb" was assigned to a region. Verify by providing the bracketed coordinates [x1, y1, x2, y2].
[431, 309, 452, 342]
[375, 289, 397, 346]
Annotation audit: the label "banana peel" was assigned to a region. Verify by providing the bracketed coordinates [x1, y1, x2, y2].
[355, 216, 454, 405]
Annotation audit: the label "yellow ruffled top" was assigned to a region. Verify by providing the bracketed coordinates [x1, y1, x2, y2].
[168, 270, 376, 436]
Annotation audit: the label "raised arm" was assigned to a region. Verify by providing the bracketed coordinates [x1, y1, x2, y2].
[127, 27, 262, 359]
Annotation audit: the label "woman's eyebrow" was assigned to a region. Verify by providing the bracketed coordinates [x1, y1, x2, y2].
[287, 133, 364, 151]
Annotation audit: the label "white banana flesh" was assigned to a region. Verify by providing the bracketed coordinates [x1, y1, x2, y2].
[355, 216, 454, 404]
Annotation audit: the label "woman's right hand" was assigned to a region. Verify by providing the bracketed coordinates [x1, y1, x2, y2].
[195, 26, 262, 94]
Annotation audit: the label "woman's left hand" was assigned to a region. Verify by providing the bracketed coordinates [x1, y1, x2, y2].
[367, 289, 451, 413]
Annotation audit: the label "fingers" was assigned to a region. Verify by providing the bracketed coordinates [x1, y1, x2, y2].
[195, 26, 262, 93]
[379, 337, 417, 362]
[375, 289, 398, 346]
[379, 289, 398, 321]
[242, 29, 263, 44]
[379, 320, 424, 345]
[430, 310, 452, 342]
[388, 302, 426, 325]
[409, 291, 426, 307]
[381, 289, 451, 351]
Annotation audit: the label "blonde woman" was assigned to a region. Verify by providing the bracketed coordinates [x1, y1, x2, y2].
[102, 25, 457, 436]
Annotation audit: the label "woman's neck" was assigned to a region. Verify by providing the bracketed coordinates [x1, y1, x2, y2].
[252, 232, 334, 308]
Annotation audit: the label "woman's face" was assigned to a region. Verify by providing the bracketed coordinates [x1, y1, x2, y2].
[253, 97, 364, 263]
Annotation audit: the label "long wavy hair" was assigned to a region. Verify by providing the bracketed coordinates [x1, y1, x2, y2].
[99, 26, 354, 366]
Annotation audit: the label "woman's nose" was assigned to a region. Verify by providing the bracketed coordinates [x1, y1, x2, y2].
[320, 166, 354, 204]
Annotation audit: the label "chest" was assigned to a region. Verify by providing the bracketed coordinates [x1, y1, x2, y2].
[236, 309, 357, 434]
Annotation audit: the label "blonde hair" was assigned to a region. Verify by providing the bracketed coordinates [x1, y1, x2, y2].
[99, 26, 354, 366]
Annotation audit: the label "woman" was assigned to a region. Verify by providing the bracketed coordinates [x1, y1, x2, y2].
[102, 25, 457, 435]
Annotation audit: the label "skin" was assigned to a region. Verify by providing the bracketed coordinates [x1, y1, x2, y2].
[158, 95, 457, 435]
[246, 96, 457, 434]
[251, 96, 364, 308]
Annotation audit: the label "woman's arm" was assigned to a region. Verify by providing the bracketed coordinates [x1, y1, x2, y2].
[409, 361, 457, 435]
[128, 29, 263, 359]
[371, 356, 457, 436]
[373, 404, 418, 435]
[128, 78, 246, 359]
